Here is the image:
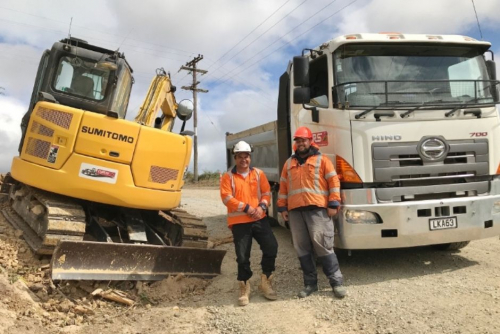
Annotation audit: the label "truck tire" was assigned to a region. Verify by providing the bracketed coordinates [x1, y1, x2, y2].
[432, 241, 470, 251]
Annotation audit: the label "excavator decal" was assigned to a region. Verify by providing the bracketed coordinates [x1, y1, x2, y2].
[79, 163, 118, 184]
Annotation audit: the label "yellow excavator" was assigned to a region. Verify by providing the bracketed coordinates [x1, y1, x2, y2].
[1, 37, 225, 280]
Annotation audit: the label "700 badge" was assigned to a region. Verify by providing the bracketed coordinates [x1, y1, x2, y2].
[312, 131, 328, 146]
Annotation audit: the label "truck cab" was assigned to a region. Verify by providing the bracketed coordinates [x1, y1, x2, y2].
[228, 33, 500, 250]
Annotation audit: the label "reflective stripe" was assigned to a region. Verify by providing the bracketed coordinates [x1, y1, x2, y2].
[255, 169, 261, 202]
[287, 158, 292, 192]
[228, 172, 236, 196]
[329, 187, 340, 193]
[228, 212, 248, 217]
[325, 171, 337, 179]
[278, 194, 288, 199]
[237, 202, 245, 212]
[280, 177, 287, 182]
[223, 195, 233, 204]
[289, 188, 329, 196]
[262, 192, 271, 196]
[313, 153, 322, 191]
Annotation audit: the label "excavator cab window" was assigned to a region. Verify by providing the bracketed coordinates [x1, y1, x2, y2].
[53, 56, 111, 101]
[111, 66, 133, 119]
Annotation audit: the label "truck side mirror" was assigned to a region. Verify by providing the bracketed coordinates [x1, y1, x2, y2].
[293, 56, 309, 86]
[293, 87, 311, 104]
[486, 60, 496, 80]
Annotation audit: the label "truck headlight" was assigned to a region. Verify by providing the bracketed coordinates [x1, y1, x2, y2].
[345, 210, 381, 224]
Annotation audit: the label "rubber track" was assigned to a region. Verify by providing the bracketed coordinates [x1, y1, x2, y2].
[7, 185, 86, 255]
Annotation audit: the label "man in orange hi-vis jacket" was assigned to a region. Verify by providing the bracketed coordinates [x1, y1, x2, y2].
[277, 126, 346, 299]
[220, 140, 278, 306]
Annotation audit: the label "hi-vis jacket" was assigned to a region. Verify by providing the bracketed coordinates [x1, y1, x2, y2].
[220, 167, 271, 227]
[277, 150, 340, 212]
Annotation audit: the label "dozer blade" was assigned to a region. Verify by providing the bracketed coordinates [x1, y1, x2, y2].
[51, 240, 226, 281]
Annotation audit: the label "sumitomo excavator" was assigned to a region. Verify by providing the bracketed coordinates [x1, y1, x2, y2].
[1, 37, 225, 281]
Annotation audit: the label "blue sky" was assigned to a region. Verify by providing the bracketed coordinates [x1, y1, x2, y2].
[1, 0, 500, 173]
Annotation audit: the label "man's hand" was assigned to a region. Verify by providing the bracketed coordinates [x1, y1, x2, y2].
[280, 211, 289, 221]
[327, 208, 338, 217]
[251, 206, 264, 220]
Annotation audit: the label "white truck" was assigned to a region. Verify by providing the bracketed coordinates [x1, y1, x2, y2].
[226, 33, 500, 250]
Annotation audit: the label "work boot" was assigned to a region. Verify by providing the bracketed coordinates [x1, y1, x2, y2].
[298, 285, 318, 298]
[259, 274, 277, 300]
[238, 281, 251, 306]
[333, 285, 347, 299]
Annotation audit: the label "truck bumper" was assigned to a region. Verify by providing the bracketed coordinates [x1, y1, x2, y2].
[336, 180, 500, 249]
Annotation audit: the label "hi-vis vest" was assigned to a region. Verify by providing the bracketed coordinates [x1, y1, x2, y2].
[220, 167, 271, 227]
[277, 152, 340, 211]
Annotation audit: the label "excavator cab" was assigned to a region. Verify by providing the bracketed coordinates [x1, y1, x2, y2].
[20, 37, 133, 151]
[3, 37, 226, 281]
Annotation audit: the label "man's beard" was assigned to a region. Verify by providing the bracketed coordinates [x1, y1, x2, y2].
[296, 146, 310, 155]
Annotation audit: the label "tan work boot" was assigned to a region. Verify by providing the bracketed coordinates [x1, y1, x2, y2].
[258, 274, 278, 300]
[238, 281, 251, 306]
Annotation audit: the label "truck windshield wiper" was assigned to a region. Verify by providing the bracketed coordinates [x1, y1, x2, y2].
[445, 104, 483, 118]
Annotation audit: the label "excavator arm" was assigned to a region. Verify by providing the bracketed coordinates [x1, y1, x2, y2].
[134, 68, 178, 131]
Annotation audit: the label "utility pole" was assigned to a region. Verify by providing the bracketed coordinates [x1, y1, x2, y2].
[179, 54, 208, 183]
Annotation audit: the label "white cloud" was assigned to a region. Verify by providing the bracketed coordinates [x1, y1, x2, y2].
[0, 97, 25, 173]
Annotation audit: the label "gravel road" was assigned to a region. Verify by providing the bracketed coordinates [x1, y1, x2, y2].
[0, 186, 499, 334]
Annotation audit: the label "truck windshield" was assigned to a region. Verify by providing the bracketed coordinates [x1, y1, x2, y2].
[53, 55, 112, 101]
[333, 44, 497, 107]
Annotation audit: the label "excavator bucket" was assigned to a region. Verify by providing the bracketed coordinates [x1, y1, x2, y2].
[51, 240, 226, 281]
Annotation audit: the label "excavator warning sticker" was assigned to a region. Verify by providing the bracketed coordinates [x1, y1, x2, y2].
[312, 131, 328, 147]
[79, 163, 118, 184]
[47, 145, 59, 164]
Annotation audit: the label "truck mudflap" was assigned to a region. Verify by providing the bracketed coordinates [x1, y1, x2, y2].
[51, 240, 226, 281]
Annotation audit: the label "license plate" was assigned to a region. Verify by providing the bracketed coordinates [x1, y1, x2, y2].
[429, 217, 457, 231]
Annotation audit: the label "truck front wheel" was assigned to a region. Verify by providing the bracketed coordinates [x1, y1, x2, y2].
[432, 241, 470, 251]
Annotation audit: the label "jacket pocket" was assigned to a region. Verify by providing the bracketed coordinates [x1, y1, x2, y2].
[323, 232, 335, 250]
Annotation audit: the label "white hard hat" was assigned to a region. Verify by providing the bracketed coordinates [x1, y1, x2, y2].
[233, 141, 253, 154]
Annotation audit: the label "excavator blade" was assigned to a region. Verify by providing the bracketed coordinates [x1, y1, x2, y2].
[51, 240, 226, 281]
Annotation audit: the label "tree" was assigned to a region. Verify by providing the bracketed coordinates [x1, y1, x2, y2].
[0, 87, 5, 95]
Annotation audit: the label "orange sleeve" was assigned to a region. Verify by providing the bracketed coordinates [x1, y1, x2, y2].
[259, 171, 271, 206]
[277, 161, 289, 212]
[323, 156, 341, 207]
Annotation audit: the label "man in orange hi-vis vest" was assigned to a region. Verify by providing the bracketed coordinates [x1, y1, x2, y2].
[277, 126, 346, 299]
[220, 140, 278, 306]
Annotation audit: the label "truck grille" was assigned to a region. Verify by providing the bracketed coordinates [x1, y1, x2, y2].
[372, 139, 489, 202]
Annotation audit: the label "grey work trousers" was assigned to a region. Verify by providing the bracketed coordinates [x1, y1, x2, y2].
[289, 208, 343, 287]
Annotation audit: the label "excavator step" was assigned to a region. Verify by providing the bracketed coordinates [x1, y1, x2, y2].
[51, 240, 226, 281]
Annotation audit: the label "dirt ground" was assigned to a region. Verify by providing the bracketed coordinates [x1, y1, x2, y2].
[0, 186, 499, 334]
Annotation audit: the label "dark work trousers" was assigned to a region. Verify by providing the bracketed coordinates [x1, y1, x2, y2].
[231, 217, 278, 282]
[288, 208, 343, 287]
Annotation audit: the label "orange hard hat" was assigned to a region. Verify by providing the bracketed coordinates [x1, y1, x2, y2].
[293, 126, 313, 140]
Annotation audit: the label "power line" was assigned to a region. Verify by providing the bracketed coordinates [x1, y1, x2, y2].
[201, 0, 339, 87]
[471, 0, 483, 40]
[212, 0, 359, 88]
[202, 0, 308, 82]
[205, 0, 293, 71]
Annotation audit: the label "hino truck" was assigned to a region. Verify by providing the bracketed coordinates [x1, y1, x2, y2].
[226, 33, 500, 250]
